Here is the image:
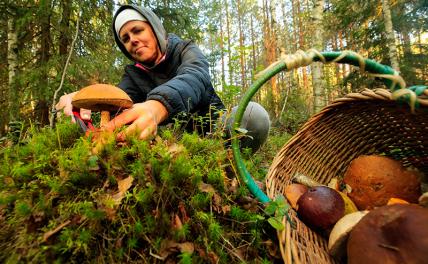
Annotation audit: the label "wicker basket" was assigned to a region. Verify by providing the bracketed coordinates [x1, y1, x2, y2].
[265, 88, 428, 263]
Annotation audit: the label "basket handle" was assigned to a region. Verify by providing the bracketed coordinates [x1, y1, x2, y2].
[232, 49, 409, 203]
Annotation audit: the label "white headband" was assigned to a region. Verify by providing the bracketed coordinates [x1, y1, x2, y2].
[114, 9, 147, 36]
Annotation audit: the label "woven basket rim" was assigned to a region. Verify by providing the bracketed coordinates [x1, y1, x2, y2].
[265, 87, 428, 264]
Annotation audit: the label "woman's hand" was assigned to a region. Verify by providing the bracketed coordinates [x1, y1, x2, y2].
[55, 92, 91, 122]
[103, 100, 169, 140]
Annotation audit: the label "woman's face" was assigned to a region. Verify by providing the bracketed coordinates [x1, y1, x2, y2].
[119, 21, 162, 65]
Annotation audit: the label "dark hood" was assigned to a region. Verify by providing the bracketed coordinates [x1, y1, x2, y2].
[112, 5, 167, 63]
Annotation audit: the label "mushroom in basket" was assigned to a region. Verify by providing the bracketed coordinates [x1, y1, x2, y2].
[343, 155, 422, 210]
[347, 204, 428, 264]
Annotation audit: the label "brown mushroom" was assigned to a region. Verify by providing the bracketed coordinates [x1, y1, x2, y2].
[297, 186, 345, 230]
[347, 204, 428, 264]
[343, 155, 421, 210]
[328, 210, 368, 260]
[72, 84, 133, 126]
[419, 192, 428, 208]
[285, 183, 308, 210]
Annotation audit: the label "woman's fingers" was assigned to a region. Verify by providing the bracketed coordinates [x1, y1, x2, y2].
[80, 109, 92, 120]
[116, 115, 157, 141]
[106, 105, 158, 141]
[103, 108, 141, 132]
[103, 101, 167, 141]
[55, 92, 91, 122]
[56, 92, 77, 116]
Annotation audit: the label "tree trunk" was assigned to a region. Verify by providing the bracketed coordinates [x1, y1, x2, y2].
[59, 0, 72, 56]
[219, 6, 225, 90]
[269, 0, 278, 116]
[311, 0, 326, 113]
[250, 12, 256, 79]
[290, 0, 301, 92]
[295, 0, 309, 98]
[381, 0, 400, 71]
[236, 0, 246, 91]
[7, 10, 18, 121]
[262, 0, 275, 115]
[225, 0, 233, 90]
[35, 0, 52, 125]
[291, 0, 298, 52]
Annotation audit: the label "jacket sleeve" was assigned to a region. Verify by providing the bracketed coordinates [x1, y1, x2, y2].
[146, 42, 212, 121]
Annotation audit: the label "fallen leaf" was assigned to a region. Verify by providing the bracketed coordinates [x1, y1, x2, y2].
[110, 176, 134, 206]
[177, 242, 194, 254]
[118, 176, 134, 194]
[172, 214, 183, 230]
[178, 202, 190, 223]
[152, 209, 161, 219]
[213, 193, 222, 206]
[115, 236, 123, 249]
[232, 247, 246, 261]
[229, 178, 238, 193]
[195, 245, 207, 258]
[144, 164, 154, 184]
[158, 240, 195, 260]
[198, 182, 215, 194]
[168, 143, 185, 156]
[33, 211, 45, 223]
[212, 193, 223, 213]
[263, 239, 282, 259]
[97, 194, 117, 220]
[207, 251, 219, 264]
[59, 166, 69, 179]
[221, 205, 231, 214]
[102, 205, 116, 220]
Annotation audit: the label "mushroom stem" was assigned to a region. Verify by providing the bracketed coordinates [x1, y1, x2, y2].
[100, 111, 111, 127]
[293, 173, 323, 188]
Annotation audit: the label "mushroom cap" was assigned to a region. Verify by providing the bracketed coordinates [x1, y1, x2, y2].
[347, 204, 428, 264]
[297, 186, 345, 230]
[328, 210, 368, 259]
[285, 183, 308, 210]
[72, 84, 133, 111]
[343, 155, 421, 210]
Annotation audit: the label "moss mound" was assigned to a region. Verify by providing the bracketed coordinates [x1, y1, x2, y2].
[0, 122, 283, 263]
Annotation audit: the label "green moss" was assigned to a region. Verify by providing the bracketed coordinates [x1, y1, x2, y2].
[208, 221, 223, 241]
[190, 193, 211, 210]
[0, 120, 283, 263]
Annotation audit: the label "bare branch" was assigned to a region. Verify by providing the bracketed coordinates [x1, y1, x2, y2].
[49, 11, 80, 128]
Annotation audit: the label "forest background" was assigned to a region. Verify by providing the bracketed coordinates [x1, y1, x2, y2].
[0, 0, 427, 136]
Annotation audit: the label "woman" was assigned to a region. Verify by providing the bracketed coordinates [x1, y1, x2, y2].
[56, 5, 269, 152]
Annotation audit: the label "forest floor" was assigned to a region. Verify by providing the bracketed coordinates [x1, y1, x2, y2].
[0, 118, 292, 263]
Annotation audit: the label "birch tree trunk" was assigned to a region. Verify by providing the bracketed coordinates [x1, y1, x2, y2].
[296, 0, 309, 95]
[219, 6, 225, 90]
[225, 0, 233, 89]
[7, 11, 18, 121]
[311, 0, 326, 113]
[237, 0, 247, 91]
[250, 13, 256, 79]
[381, 0, 400, 71]
[269, 0, 278, 116]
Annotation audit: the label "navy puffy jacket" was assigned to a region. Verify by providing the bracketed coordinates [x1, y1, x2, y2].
[113, 5, 225, 130]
